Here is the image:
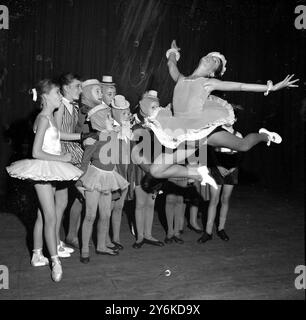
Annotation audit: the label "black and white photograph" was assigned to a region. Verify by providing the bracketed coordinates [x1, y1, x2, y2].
[0, 0, 305, 302]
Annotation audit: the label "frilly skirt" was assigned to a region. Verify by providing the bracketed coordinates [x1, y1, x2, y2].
[80, 165, 129, 193]
[145, 95, 236, 149]
[6, 159, 83, 181]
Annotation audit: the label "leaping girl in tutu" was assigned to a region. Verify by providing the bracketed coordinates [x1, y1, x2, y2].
[144, 40, 299, 183]
[6, 79, 83, 282]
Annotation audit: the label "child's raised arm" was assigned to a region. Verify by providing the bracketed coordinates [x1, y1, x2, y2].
[166, 40, 184, 82]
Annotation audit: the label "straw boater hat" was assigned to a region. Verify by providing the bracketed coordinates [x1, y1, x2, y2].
[82, 79, 101, 89]
[111, 95, 130, 109]
[101, 75, 115, 86]
[143, 90, 159, 101]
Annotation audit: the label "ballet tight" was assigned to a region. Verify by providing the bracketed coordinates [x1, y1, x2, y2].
[206, 184, 234, 234]
[81, 190, 112, 256]
[134, 186, 158, 243]
[34, 184, 57, 257]
[150, 131, 268, 179]
[207, 131, 268, 152]
[165, 193, 185, 238]
[111, 188, 128, 244]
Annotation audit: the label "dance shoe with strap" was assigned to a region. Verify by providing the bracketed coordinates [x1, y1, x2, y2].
[31, 252, 49, 267]
[51, 258, 63, 282]
[80, 256, 90, 264]
[143, 238, 165, 247]
[197, 232, 213, 244]
[197, 166, 218, 190]
[216, 229, 230, 241]
[171, 235, 184, 244]
[59, 241, 74, 254]
[57, 244, 71, 258]
[259, 128, 282, 146]
[112, 241, 124, 250]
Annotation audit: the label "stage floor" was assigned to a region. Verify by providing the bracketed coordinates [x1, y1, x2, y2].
[0, 185, 304, 300]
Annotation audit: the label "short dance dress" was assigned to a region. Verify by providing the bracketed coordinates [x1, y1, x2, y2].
[6, 116, 83, 181]
[79, 131, 129, 194]
[145, 77, 235, 149]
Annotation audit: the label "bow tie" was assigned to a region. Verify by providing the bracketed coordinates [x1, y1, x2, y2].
[70, 101, 79, 109]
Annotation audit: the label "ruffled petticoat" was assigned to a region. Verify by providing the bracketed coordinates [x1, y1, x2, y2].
[145, 95, 236, 149]
[6, 159, 83, 181]
[80, 165, 129, 193]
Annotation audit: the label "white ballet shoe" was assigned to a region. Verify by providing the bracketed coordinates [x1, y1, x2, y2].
[51, 260, 63, 282]
[59, 241, 74, 254]
[57, 245, 71, 258]
[197, 166, 218, 190]
[259, 128, 282, 146]
[31, 253, 49, 267]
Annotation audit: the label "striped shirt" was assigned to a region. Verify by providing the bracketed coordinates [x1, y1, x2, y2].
[60, 98, 83, 167]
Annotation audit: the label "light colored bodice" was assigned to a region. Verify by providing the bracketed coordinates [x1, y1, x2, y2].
[35, 116, 62, 155]
[172, 77, 209, 118]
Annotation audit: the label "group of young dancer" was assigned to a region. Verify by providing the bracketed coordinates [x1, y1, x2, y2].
[6, 40, 298, 282]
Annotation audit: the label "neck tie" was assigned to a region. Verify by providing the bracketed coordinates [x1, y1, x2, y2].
[70, 101, 79, 112]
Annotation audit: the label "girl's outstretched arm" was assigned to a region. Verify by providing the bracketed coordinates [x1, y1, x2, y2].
[205, 74, 299, 93]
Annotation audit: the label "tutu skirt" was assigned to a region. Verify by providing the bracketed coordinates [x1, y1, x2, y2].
[80, 165, 129, 193]
[6, 159, 83, 181]
[146, 95, 235, 149]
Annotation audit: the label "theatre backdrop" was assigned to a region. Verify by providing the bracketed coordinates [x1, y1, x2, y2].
[0, 0, 305, 196]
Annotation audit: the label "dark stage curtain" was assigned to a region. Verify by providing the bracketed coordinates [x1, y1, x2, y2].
[0, 0, 305, 195]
